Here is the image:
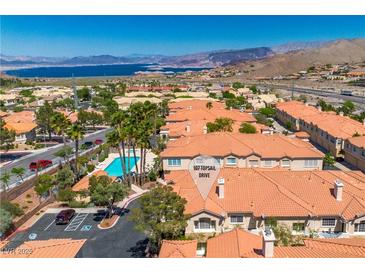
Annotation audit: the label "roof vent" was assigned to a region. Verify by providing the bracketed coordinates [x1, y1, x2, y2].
[218, 177, 224, 199]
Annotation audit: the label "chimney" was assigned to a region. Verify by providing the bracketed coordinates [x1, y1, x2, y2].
[363, 119, 365, 126]
[334, 179, 344, 201]
[218, 177, 224, 199]
[262, 228, 276, 258]
[339, 111, 344, 117]
[203, 125, 208, 134]
[317, 106, 322, 112]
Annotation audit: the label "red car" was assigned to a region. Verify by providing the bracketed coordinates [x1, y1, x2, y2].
[55, 209, 76, 225]
[29, 159, 53, 171]
[94, 139, 103, 145]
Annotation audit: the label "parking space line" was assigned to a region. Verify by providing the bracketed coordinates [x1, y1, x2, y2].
[64, 213, 88, 232]
[44, 220, 55, 231]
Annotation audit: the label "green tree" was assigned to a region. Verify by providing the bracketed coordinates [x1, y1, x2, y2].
[67, 123, 85, 179]
[57, 188, 76, 203]
[11, 167, 25, 183]
[259, 107, 276, 118]
[239, 123, 257, 134]
[0, 208, 13, 234]
[339, 100, 356, 116]
[129, 185, 189, 254]
[323, 152, 336, 168]
[34, 174, 54, 199]
[106, 130, 127, 179]
[206, 117, 234, 133]
[51, 112, 71, 162]
[0, 200, 24, 217]
[77, 87, 91, 101]
[56, 166, 74, 189]
[0, 118, 15, 150]
[54, 145, 73, 162]
[0, 171, 11, 194]
[232, 82, 245, 89]
[36, 101, 54, 140]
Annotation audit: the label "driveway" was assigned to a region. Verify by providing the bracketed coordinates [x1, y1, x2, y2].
[6, 199, 148, 258]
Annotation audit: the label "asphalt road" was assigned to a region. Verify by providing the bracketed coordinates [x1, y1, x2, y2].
[5, 199, 148, 258]
[260, 84, 365, 109]
[0, 127, 112, 189]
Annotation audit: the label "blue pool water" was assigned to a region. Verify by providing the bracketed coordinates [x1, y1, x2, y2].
[104, 157, 140, 177]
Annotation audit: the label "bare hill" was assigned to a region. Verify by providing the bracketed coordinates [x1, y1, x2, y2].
[233, 39, 365, 78]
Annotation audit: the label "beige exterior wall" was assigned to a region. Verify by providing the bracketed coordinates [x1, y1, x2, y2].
[162, 156, 323, 171]
[185, 211, 362, 235]
[343, 141, 365, 173]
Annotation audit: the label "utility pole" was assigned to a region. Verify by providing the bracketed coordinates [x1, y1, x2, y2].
[72, 74, 79, 110]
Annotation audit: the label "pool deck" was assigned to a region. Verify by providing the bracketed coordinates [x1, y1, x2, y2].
[96, 149, 156, 176]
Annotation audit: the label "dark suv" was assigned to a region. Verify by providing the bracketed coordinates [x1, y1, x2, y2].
[55, 209, 76, 225]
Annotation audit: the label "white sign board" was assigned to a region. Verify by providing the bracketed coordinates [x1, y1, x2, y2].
[188, 155, 221, 199]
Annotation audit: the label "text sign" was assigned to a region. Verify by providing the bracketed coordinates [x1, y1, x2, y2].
[188, 155, 220, 199]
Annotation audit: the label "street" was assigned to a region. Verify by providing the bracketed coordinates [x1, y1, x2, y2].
[0, 127, 112, 189]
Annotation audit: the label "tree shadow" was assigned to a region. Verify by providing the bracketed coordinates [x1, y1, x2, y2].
[126, 238, 149, 258]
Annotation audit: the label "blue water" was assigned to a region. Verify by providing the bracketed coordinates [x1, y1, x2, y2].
[104, 157, 140, 177]
[4, 64, 207, 78]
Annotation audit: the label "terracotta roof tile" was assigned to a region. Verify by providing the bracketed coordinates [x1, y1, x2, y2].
[72, 170, 108, 192]
[159, 240, 197, 258]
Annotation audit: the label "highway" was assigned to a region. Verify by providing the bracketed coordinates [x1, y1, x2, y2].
[259, 84, 365, 108]
[0, 127, 112, 189]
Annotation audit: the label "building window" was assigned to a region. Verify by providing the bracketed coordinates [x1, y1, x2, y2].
[230, 215, 244, 224]
[167, 158, 181, 167]
[292, 223, 305, 231]
[226, 157, 237, 166]
[304, 159, 318, 168]
[248, 160, 259, 167]
[263, 160, 273, 167]
[194, 218, 216, 230]
[322, 218, 336, 227]
[281, 159, 290, 167]
[355, 221, 365, 233]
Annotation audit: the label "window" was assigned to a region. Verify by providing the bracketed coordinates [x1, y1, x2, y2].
[304, 159, 318, 168]
[263, 160, 273, 167]
[281, 159, 290, 167]
[196, 243, 207, 257]
[355, 221, 365, 233]
[322, 218, 336, 227]
[230, 215, 244, 224]
[194, 218, 216, 230]
[248, 160, 259, 167]
[292, 223, 305, 231]
[226, 157, 237, 166]
[167, 158, 181, 167]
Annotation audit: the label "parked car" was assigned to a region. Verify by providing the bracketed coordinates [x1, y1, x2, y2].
[83, 141, 93, 148]
[55, 209, 76, 225]
[94, 139, 103, 145]
[29, 159, 53, 171]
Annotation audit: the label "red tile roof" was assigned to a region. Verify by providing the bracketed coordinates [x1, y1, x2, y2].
[159, 240, 198, 258]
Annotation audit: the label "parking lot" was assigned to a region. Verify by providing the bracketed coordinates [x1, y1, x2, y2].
[6, 199, 148, 258]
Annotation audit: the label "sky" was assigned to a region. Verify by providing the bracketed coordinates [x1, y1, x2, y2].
[1, 16, 365, 57]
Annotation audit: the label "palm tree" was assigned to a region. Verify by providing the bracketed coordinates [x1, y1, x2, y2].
[1, 172, 11, 199]
[51, 112, 71, 162]
[11, 167, 25, 183]
[106, 130, 126, 179]
[66, 123, 85, 179]
[206, 101, 213, 110]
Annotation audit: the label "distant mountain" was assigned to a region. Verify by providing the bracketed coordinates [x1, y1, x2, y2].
[2, 39, 364, 71]
[232, 38, 365, 77]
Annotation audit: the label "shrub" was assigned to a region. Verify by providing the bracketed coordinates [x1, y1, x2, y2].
[239, 123, 257, 134]
[87, 164, 95, 173]
[68, 200, 88, 208]
[0, 200, 24, 217]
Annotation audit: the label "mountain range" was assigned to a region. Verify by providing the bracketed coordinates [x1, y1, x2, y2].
[1, 39, 364, 74]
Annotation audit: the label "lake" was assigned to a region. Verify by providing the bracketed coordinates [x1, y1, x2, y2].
[4, 64, 207, 78]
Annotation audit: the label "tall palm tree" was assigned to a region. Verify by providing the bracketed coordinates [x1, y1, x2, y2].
[51, 112, 71, 163]
[11, 167, 25, 184]
[106, 130, 126, 179]
[66, 123, 85, 179]
[1, 172, 11, 199]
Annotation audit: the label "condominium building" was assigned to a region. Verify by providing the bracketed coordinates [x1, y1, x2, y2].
[276, 101, 365, 159]
[161, 132, 324, 171]
[344, 136, 365, 173]
[164, 168, 365, 236]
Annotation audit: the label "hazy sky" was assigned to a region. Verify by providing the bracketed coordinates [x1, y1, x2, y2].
[1, 16, 364, 57]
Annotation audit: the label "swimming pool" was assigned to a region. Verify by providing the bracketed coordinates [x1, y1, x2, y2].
[104, 157, 140, 177]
